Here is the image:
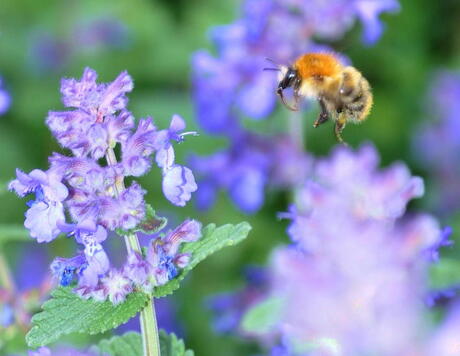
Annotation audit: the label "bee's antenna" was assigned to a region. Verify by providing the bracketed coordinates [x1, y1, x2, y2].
[263, 67, 281, 71]
[265, 57, 278, 65]
[277, 88, 299, 111]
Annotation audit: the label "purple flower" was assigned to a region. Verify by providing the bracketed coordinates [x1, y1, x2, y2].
[0, 77, 11, 115]
[208, 266, 268, 334]
[124, 252, 151, 291]
[191, 133, 310, 213]
[73, 17, 129, 51]
[147, 220, 201, 286]
[121, 117, 157, 176]
[426, 303, 460, 355]
[101, 269, 133, 305]
[9, 169, 68, 242]
[11, 68, 200, 303]
[243, 145, 444, 354]
[50, 254, 87, 287]
[413, 72, 460, 215]
[154, 115, 198, 171]
[355, 0, 400, 44]
[162, 165, 198, 207]
[99, 182, 146, 230]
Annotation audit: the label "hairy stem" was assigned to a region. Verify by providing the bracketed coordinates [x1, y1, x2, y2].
[105, 147, 160, 356]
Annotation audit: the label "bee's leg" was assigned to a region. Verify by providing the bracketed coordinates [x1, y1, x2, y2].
[334, 113, 348, 146]
[313, 99, 329, 128]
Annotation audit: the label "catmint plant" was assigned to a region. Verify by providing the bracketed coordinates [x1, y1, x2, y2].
[9, 68, 251, 355]
[191, 0, 400, 213]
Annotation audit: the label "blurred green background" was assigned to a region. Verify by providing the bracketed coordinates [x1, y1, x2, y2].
[0, 0, 460, 355]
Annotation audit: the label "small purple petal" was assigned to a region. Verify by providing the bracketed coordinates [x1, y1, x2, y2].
[162, 165, 197, 207]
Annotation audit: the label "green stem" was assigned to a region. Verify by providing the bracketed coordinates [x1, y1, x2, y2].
[105, 147, 160, 356]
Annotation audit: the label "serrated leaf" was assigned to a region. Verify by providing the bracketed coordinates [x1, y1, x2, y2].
[0, 224, 30, 245]
[430, 258, 460, 289]
[116, 204, 167, 236]
[26, 287, 149, 348]
[91, 331, 142, 356]
[153, 222, 251, 298]
[159, 330, 194, 356]
[241, 296, 285, 334]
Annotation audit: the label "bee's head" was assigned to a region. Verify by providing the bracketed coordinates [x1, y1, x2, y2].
[277, 66, 298, 91]
[276, 66, 300, 111]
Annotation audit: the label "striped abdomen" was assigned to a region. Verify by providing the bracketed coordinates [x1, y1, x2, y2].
[338, 67, 373, 123]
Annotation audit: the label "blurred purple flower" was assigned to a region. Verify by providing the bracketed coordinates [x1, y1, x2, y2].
[245, 145, 449, 354]
[413, 71, 460, 215]
[207, 266, 268, 334]
[73, 17, 129, 51]
[29, 17, 130, 74]
[0, 77, 11, 115]
[192, 133, 311, 213]
[426, 303, 460, 355]
[29, 33, 71, 73]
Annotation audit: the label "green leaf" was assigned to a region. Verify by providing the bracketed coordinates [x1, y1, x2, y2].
[0, 224, 30, 246]
[241, 296, 285, 334]
[26, 287, 150, 348]
[159, 330, 194, 356]
[91, 332, 142, 356]
[116, 204, 167, 236]
[153, 222, 252, 298]
[430, 258, 460, 289]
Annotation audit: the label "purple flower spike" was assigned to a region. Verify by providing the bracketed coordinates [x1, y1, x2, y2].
[11, 67, 200, 302]
[162, 165, 197, 207]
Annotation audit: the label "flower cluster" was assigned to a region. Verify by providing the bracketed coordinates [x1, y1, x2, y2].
[413, 71, 460, 216]
[191, 0, 399, 213]
[10, 68, 200, 304]
[217, 145, 455, 354]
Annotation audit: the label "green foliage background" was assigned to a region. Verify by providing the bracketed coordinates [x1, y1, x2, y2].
[0, 0, 460, 355]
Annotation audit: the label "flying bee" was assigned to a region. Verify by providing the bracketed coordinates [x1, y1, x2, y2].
[266, 53, 373, 144]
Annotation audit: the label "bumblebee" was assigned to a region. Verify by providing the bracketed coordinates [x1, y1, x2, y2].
[273, 53, 373, 144]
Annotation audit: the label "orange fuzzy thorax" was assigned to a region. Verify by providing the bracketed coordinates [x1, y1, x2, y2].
[294, 53, 342, 79]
